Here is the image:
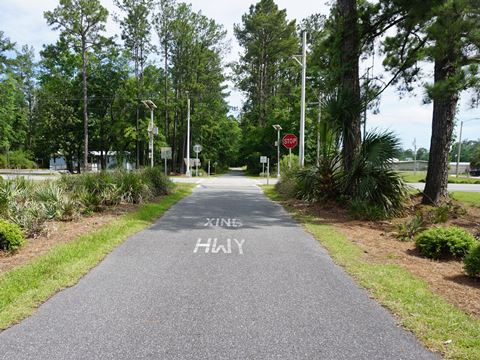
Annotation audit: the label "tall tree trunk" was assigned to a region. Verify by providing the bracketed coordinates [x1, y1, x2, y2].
[81, 38, 89, 172]
[338, 0, 361, 176]
[423, 57, 458, 205]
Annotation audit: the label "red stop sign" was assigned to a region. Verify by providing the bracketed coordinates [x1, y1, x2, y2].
[282, 133, 298, 149]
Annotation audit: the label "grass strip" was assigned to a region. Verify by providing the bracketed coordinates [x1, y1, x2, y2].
[399, 171, 480, 184]
[262, 185, 480, 360]
[0, 183, 194, 330]
[451, 191, 480, 207]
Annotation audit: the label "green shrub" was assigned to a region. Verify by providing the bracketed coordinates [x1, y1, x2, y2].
[142, 167, 172, 196]
[396, 214, 425, 241]
[464, 244, 480, 277]
[415, 226, 477, 259]
[349, 198, 386, 220]
[114, 170, 150, 204]
[0, 154, 6, 168]
[296, 157, 341, 202]
[275, 175, 298, 199]
[7, 150, 36, 169]
[430, 202, 466, 224]
[0, 219, 25, 252]
[342, 132, 408, 220]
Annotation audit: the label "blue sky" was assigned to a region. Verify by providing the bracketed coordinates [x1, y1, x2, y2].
[1, 0, 479, 150]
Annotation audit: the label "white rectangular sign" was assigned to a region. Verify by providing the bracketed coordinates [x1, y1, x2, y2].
[161, 147, 172, 159]
[260, 156, 267, 164]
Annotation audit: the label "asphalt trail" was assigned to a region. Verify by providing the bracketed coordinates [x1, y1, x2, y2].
[0, 173, 438, 359]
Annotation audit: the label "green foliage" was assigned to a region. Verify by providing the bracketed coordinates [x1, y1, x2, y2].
[6, 150, 36, 169]
[142, 167, 173, 197]
[429, 202, 466, 224]
[296, 157, 341, 202]
[343, 132, 408, 219]
[415, 226, 477, 260]
[0, 219, 25, 252]
[396, 215, 425, 242]
[471, 145, 480, 170]
[464, 244, 480, 277]
[0, 170, 172, 237]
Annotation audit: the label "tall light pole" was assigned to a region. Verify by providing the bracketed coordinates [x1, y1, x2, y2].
[186, 92, 191, 177]
[142, 100, 157, 168]
[273, 124, 282, 178]
[456, 117, 480, 177]
[293, 31, 307, 168]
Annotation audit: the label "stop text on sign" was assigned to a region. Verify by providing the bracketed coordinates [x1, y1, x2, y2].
[282, 134, 298, 149]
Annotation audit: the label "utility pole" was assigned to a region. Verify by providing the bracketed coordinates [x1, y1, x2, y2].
[413, 138, 417, 176]
[316, 91, 321, 167]
[142, 100, 157, 168]
[186, 92, 191, 177]
[455, 120, 463, 178]
[300, 31, 307, 168]
[273, 125, 282, 178]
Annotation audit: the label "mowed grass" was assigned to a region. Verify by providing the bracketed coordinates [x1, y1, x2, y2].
[399, 171, 480, 184]
[262, 185, 480, 360]
[451, 192, 480, 207]
[0, 183, 194, 330]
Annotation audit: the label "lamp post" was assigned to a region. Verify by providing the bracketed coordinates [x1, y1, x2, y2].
[142, 100, 157, 168]
[293, 31, 307, 167]
[186, 92, 191, 177]
[273, 124, 282, 178]
[456, 117, 480, 177]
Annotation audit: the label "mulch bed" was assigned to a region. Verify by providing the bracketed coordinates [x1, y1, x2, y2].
[0, 203, 138, 274]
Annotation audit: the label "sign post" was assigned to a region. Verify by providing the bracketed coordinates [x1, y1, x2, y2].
[282, 133, 298, 169]
[260, 156, 267, 177]
[193, 144, 202, 177]
[208, 160, 211, 177]
[160, 147, 172, 176]
[267, 158, 270, 185]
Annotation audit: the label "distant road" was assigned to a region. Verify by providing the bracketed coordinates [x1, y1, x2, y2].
[409, 182, 480, 192]
[171, 177, 480, 192]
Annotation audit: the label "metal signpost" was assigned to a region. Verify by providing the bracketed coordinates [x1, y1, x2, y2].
[160, 147, 172, 176]
[142, 100, 157, 168]
[282, 133, 298, 169]
[267, 158, 270, 185]
[193, 144, 202, 177]
[260, 156, 267, 177]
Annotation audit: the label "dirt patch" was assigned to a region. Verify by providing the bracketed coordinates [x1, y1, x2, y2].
[0, 203, 138, 274]
[285, 198, 480, 319]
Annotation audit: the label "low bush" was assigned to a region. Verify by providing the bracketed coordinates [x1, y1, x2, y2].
[396, 214, 425, 241]
[464, 244, 480, 277]
[430, 202, 466, 224]
[142, 167, 172, 196]
[5, 150, 36, 169]
[415, 226, 477, 259]
[349, 199, 387, 221]
[0, 169, 173, 238]
[0, 219, 25, 252]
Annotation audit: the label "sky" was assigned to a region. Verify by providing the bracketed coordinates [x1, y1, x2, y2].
[1, 0, 479, 150]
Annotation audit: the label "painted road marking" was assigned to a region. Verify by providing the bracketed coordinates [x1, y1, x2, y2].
[193, 238, 245, 255]
[203, 218, 243, 227]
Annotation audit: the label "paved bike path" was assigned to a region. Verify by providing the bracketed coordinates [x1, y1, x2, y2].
[0, 176, 437, 359]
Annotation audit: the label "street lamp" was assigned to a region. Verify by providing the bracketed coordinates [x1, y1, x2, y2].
[456, 117, 480, 177]
[142, 100, 157, 168]
[186, 92, 191, 177]
[293, 31, 307, 168]
[273, 124, 282, 178]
